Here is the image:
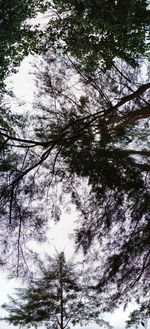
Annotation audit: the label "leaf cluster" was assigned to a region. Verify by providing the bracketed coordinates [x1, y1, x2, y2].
[47, 0, 150, 71]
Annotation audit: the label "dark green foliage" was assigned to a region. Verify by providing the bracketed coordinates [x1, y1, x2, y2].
[2, 253, 109, 329]
[0, 0, 48, 88]
[47, 0, 150, 70]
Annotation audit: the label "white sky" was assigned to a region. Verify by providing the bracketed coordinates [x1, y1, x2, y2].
[0, 23, 147, 329]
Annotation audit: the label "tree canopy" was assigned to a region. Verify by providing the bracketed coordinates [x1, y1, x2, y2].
[47, 0, 150, 70]
[0, 0, 150, 327]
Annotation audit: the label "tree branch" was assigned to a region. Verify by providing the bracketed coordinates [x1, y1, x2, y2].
[114, 83, 150, 109]
[0, 130, 49, 147]
[109, 105, 150, 131]
[130, 250, 150, 288]
[119, 148, 150, 157]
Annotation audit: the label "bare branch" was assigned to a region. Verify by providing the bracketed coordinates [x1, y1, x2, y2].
[0, 130, 49, 147]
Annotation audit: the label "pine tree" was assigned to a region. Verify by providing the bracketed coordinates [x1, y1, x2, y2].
[2, 253, 109, 329]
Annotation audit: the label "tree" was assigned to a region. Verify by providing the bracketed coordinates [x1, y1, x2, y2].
[0, 1, 150, 326]
[0, 48, 149, 325]
[0, 0, 49, 153]
[2, 252, 110, 329]
[47, 0, 150, 70]
[0, 0, 48, 89]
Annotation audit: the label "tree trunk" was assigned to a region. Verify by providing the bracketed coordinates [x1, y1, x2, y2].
[60, 258, 64, 329]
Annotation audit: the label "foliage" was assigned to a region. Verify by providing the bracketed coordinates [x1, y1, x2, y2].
[0, 48, 149, 325]
[47, 0, 150, 70]
[0, 1, 150, 327]
[126, 300, 150, 328]
[0, 0, 49, 146]
[2, 252, 110, 329]
[0, 0, 48, 89]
